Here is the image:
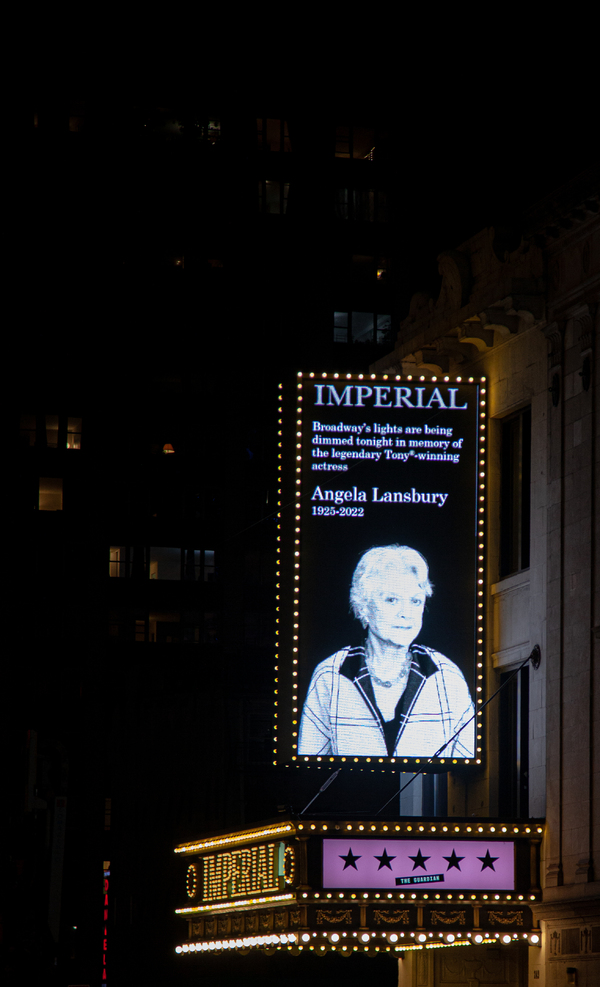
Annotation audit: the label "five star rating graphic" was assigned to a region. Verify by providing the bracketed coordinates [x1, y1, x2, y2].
[324, 839, 513, 891]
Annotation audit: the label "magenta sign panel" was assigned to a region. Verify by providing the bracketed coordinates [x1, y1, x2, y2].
[322, 838, 514, 891]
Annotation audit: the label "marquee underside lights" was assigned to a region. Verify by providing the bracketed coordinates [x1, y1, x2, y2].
[175, 930, 541, 956]
[276, 372, 487, 768]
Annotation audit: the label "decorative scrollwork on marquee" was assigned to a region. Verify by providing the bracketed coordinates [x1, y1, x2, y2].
[316, 909, 353, 925]
[373, 910, 410, 925]
[488, 910, 524, 926]
[430, 910, 466, 925]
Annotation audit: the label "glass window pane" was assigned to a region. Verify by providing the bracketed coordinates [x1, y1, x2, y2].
[207, 119, 220, 143]
[149, 547, 181, 580]
[266, 118, 281, 152]
[204, 550, 215, 582]
[376, 313, 392, 344]
[109, 546, 127, 578]
[352, 126, 375, 159]
[265, 181, 280, 214]
[39, 477, 62, 510]
[151, 611, 181, 643]
[183, 549, 201, 581]
[20, 414, 36, 447]
[351, 312, 375, 343]
[333, 312, 349, 343]
[334, 188, 349, 220]
[46, 415, 59, 448]
[67, 417, 82, 450]
[351, 189, 374, 222]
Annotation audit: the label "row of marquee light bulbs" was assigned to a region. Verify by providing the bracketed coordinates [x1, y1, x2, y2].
[176, 930, 541, 953]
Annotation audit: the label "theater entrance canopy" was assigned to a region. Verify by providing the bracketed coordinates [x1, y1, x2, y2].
[174, 816, 543, 961]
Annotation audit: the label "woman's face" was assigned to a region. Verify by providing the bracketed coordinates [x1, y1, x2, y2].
[366, 569, 426, 650]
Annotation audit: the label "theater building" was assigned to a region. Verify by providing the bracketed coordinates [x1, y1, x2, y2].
[370, 168, 599, 985]
[173, 167, 599, 987]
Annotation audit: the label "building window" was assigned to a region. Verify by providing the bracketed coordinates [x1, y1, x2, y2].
[109, 546, 215, 580]
[39, 477, 63, 511]
[498, 666, 529, 818]
[109, 546, 125, 578]
[19, 414, 36, 447]
[256, 118, 291, 152]
[46, 415, 59, 448]
[333, 311, 392, 345]
[67, 417, 82, 449]
[334, 188, 388, 222]
[20, 413, 82, 449]
[258, 179, 289, 215]
[334, 124, 375, 159]
[172, 115, 221, 143]
[500, 407, 531, 577]
[349, 254, 389, 286]
[149, 547, 181, 581]
[109, 610, 204, 643]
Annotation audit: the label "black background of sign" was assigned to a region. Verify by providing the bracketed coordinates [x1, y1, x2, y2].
[297, 379, 482, 720]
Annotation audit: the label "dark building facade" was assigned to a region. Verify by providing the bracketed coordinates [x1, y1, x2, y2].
[12, 97, 400, 986]
[371, 166, 600, 986]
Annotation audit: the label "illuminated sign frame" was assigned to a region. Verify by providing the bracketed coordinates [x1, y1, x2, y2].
[275, 372, 487, 769]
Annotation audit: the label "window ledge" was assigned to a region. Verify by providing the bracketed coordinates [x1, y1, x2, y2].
[490, 569, 530, 595]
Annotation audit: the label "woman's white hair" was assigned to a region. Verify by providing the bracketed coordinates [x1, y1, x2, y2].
[350, 545, 433, 628]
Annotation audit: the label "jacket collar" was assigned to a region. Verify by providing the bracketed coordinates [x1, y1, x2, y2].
[340, 643, 438, 682]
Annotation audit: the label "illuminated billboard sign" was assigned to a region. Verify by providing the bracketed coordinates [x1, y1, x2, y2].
[322, 838, 514, 891]
[276, 373, 487, 768]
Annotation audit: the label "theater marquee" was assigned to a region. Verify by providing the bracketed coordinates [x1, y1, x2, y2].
[275, 373, 487, 768]
[173, 817, 542, 960]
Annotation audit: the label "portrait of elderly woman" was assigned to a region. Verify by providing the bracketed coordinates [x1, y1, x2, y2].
[298, 545, 475, 758]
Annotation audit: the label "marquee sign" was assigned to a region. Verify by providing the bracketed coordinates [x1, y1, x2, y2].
[202, 842, 285, 901]
[322, 838, 514, 891]
[275, 372, 487, 769]
[173, 817, 542, 960]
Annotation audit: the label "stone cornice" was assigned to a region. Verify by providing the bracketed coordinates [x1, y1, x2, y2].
[371, 228, 545, 376]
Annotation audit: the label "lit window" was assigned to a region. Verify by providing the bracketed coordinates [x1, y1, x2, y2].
[109, 546, 125, 578]
[203, 550, 215, 582]
[334, 124, 374, 159]
[22, 414, 82, 449]
[333, 311, 391, 345]
[39, 477, 63, 511]
[109, 547, 215, 581]
[67, 417, 82, 450]
[46, 415, 59, 448]
[257, 118, 291, 152]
